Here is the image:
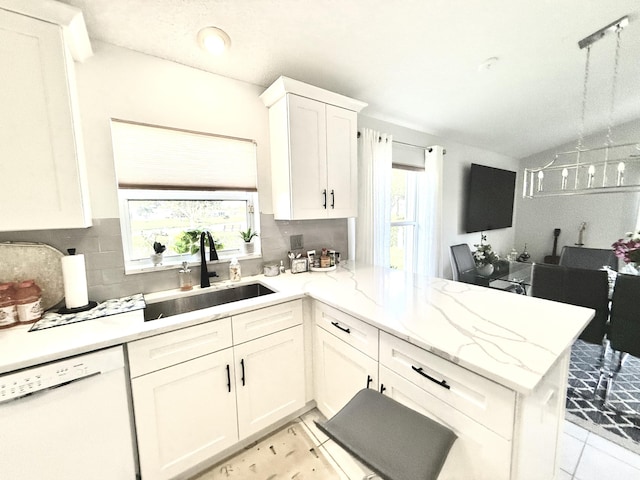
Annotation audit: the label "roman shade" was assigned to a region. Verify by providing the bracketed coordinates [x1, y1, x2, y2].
[110, 119, 257, 191]
[392, 142, 424, 170]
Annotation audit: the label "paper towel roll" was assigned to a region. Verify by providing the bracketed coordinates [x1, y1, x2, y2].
[61, 254, 89, 309]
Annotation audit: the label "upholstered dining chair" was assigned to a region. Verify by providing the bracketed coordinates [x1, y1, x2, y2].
[530, 263, 564, 303]
[531, 265, 610, 346]
[559, 246, 618, 271]
[531, 265, 610, 397]
[449, 244, 477, 283]
[450, 243, 494, 288]
[600, 273, 640, 405]
[563, 267, 610, 346]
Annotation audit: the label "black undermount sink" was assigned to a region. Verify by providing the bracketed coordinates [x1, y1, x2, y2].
[144, 283, 276, 321]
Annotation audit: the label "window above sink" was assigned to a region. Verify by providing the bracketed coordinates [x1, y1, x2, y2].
[109, 119, 261, 273]
[118, 189, 260, 273]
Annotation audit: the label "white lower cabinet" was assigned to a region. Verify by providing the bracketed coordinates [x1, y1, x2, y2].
[129, 300, 305, 480]
[235, 325, 305, 439]
[313, 323, 378, 419]
[131, 348, 238, 480]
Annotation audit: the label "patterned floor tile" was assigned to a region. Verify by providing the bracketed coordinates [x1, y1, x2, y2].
[566, 340, 640, 451]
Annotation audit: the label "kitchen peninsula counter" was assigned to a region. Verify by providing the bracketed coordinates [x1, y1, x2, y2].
[0, 262, 592, 395]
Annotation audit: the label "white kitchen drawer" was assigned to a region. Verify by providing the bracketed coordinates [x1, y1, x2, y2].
[128, 318, 233, 378]
[232, 300, 303, 344]
[314, 302, 379, 360]
[380, 332, 515, 440]
[379, 366, 512, 480]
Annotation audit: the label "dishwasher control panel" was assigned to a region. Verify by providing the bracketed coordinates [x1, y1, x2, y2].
[0, 346, 124, 403]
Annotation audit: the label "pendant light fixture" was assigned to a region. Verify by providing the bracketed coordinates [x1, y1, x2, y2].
[523, 16, 640, 198]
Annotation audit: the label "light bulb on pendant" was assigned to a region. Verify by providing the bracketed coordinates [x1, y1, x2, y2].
[561, 168, 569, 190]
[587, 165, 595, 188]
[617, 162, 625, 186]
[537, 171, 544, 192]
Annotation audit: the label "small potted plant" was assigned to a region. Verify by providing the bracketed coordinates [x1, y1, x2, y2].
[239, 228, 259, 254]
[151, 241, 166, 266]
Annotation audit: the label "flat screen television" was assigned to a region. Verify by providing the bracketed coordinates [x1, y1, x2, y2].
[465, 163, 516, 233]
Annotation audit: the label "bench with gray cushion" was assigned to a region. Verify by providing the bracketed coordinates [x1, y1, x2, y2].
[315, 388, 457, 480]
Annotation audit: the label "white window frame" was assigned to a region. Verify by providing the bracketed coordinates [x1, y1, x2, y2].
[118, 189, 260, 274]
[390, 166, 419, 272]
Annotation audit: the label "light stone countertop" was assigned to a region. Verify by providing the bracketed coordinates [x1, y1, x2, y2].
[0, 262, 593, 394]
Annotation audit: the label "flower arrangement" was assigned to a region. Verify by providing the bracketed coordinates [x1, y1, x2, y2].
[473, 234, 499, 267]
[612, 231, 640, 264]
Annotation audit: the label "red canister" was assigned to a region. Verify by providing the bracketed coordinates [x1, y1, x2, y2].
[0, 282, 18, 329]
[14, 280, 43, 324]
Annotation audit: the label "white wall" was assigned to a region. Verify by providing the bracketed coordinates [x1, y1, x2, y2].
[358, 115, 520, 279]
[74, 41, 273, 217]
[514, 118, 640, 264]
[72, 41, 522, 280]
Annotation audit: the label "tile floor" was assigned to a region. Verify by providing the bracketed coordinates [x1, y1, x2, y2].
[560, 420, 640, 480]
[196, 408, 640, 479]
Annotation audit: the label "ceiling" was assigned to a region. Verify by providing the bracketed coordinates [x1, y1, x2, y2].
[62, 0, 640, 159]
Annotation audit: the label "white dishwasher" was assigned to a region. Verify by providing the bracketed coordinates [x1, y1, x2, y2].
[0, 346, 138, 480]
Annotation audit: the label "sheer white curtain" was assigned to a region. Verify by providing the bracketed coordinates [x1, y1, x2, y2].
[415, 145, 444, 277]
[353, 128, 392, 266]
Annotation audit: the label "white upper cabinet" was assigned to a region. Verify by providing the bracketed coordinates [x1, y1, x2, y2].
[261, 76, 366, 220]
[0, 2, 92, 231]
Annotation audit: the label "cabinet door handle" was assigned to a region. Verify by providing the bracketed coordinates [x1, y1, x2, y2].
[366, 374, 373, 389]
[322, 189, 327, 209]
[331, 321, 350, 334]
[411, 365, 450, 390]
[330, 189, 335, 209]
[380, 384, 386, 394]
[226, 364, 231, 393]
[240, 359, 246, 386]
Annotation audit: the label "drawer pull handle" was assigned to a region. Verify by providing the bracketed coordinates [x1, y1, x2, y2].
[241, 359, 246, 386]
[322, 189, 327, 209]
[331, 321, 351, 334]
[380, 384, 386, 394]
[226, 364, 231, 393]
[330, 189, 335, 209]
[367, 374, 373, 389]
[411, 365, 451, 390]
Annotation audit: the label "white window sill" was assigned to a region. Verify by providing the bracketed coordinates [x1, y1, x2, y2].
[124, 250, 262, 275]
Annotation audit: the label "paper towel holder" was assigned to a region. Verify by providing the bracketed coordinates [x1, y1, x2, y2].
[57, 248, 98, 314]
[58, 301, 97, 314]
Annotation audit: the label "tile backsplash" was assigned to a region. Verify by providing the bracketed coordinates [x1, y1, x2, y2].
[0, 215, 348, 302]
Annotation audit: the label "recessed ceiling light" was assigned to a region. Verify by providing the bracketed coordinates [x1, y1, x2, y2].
[197, 26, 231, 56]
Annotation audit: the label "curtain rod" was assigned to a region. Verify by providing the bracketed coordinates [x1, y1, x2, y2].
[357, 131, 434, 153]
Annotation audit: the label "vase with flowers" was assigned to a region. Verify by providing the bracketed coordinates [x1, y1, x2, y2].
[612, 231, 640, 274]
[473, 234, 499, 276]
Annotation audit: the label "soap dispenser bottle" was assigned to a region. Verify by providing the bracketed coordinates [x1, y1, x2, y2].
[178, 262, 193, 291]
[229, 257, 241, 282]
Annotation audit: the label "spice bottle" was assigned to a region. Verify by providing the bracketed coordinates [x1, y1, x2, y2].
[14, 280, 43, 324]
[229, 257, 241, 282]
[320, 248, 331, 268]
[0, 282, 18, 329]
[178, 261, 193, 291]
